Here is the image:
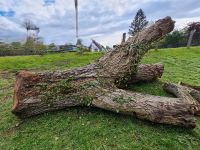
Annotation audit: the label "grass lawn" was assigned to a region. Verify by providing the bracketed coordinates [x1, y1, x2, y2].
[0, 48, 200, 150]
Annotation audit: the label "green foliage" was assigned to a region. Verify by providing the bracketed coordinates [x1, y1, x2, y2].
[76, 46, 84, 55]
[157, 30, 187, 48]
[186, 22, 200, 46]
[0, 40, 47, 56]
[128, 9, 148, 36]
[156, 29, 200, 48]
[48, 43, 56, 50]
[76, 39, 84, 55]
[0, 48, 200, 149]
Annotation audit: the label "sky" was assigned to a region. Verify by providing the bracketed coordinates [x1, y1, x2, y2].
[0, 0, 200, 46]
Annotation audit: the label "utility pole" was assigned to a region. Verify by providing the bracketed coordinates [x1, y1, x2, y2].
[74, 0, 78, 39]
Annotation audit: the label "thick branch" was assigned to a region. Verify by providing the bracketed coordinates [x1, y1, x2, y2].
[127, 16, 175, 44]
[93, 89, 195, 128]
[129, 63, 164, 84]
[97, 17, 174, 86]
[12, 63, 163, 114]
[163, 83, 200, 115]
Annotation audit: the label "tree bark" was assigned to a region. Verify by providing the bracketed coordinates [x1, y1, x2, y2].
[187, 29, 196, 48]
[12, 63, 164, 116]
[163, 83, 200, 115]
[12, 69, 195, 128]
[12, 17, 197, 128]
[128, 63, 164, 84]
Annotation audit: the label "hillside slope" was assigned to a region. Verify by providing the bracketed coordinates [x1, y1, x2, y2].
[0, 47, 200, 150]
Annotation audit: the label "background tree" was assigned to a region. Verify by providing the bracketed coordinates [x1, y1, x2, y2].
[31, 25, 40, 43]
[186, 22, 200, 48]
[128, 9, 148, 36]
[22, 19, 40, 43]
[157, 30, 187, 48]
[76, 38, 83, 55]
[22, 19, 34, 42]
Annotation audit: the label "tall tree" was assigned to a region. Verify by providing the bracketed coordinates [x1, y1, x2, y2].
[76, 38, 83, 55]
[128, 9, 148, 36]
[22, 19, 33, 42]
[31, 25, 40, 43]
[186, 22, 200, 48]
[22, 19, 40, 43]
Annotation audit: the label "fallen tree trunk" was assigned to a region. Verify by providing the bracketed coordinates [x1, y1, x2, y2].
[13, 69, 195, 128]
[12, 17, 197, 128]
[12, 63, 164, 116]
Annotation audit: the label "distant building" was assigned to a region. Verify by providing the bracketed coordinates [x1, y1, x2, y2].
[48, 44, 77, 52]
[51, 45, 60, 52]
[59, 44, 77, 52]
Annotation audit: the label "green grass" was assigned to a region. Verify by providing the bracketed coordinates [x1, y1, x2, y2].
[0, 47, 200, 150]
[0, 52, 102, 72]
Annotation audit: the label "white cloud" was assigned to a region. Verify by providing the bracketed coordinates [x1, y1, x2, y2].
[0, 0, 200, 45]
[175, 16, 200, 29]
[0, 17, 23, 32]
[95, 31, 125, 46]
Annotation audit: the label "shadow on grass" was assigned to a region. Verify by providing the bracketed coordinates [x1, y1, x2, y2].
[128, 80, 174, 97]
[16, 106, 195, 135]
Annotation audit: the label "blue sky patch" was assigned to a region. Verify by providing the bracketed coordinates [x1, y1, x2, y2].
[44, 0, 55, 6]
[0, 10, 15, 17]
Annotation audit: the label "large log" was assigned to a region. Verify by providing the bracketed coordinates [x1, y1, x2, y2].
[12, 63, 164, 115]
[12, 17, 197, 128]
[13, 69, 195, 128]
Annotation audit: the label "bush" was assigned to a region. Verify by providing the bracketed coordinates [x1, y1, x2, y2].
[157, 30, 187, 48]
[0, 41, 47, 56]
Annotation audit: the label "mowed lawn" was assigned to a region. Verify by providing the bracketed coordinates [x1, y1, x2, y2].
[0, 48, 200, 150]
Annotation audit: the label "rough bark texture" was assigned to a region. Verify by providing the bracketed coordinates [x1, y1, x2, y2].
[164, 83, 200, 115]
[12, 17, 197, 128]
[179, 83, 200, 102]
[93, 89, 195, 128]
[180, 82, 200, 91]
[128, 63, 164, 84]
[187, 29, 196, 48]
[12, 64, 164, 116]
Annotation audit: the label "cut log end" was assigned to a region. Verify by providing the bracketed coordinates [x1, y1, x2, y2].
[13, 71, 36, 112]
